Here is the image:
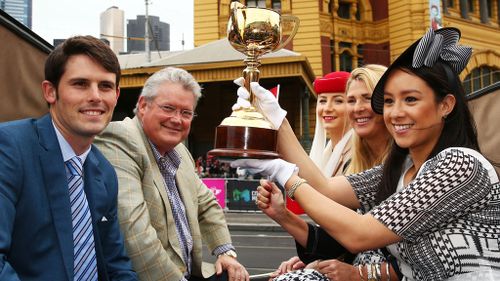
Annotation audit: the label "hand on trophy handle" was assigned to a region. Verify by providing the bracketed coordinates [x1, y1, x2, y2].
[250, 82, 287, 130]
[232, 77, 287, 130]
[231, 77, 252, 111]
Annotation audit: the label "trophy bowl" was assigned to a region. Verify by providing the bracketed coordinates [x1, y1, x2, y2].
[208, 2, 299, 160]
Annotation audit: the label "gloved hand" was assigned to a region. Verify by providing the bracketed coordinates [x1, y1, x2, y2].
[230, 158, 298, 187]
[231, 77, 252, 111]
[232, 78, 287, 129]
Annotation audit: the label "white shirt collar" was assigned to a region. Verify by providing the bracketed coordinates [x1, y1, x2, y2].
[52, 121, 91, 163]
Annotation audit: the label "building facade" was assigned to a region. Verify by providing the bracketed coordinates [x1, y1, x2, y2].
[0, 0, 31, 28]
[194, 0, 500, 93]
[127, 15, 170, 52]
[100, 6, 125, 54]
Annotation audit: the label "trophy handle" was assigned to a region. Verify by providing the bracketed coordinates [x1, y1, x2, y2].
[243, 63, 260, 105]
[275, 15, 300, 51]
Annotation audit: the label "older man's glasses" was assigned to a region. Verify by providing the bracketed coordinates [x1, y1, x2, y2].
[154, 102, 197, 120]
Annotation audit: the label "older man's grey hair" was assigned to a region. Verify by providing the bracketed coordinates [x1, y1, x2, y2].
[133, 67, 202, 114]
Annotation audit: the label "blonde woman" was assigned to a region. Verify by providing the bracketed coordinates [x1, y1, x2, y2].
[345, 64, 391, 175]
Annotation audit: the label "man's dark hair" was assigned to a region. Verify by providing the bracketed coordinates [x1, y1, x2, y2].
[44, 36, 121, 89]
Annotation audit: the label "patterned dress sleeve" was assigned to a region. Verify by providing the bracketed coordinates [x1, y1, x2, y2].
[370, 148, 494, 242]
[345, 165, 384, 213]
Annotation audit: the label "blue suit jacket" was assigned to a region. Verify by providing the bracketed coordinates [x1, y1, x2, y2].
[0, 114, 137, 281]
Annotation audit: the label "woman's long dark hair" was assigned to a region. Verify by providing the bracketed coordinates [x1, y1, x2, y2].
[375, 61, 480, 203]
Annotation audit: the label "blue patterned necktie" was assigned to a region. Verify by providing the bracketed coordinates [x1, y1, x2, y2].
[65, 156, 98, 281]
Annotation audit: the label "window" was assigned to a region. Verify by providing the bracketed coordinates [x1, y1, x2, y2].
[272, 0, 281, 12]
[339, 42, 352, 49]
[467, 0, 474, 12]
[357, 44, 364, 67]
[246, 0, 266, 8]
[463, 66, 500, 94]
[340, 51, 353, 72]
[487, 0, 493, 18]
[355, 3, 361, 21]
[338, 2, 351, 19]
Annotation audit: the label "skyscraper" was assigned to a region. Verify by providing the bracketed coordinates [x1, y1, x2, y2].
[0, 0, 31, 28]
[127, 15, 170, 53]
[100, 6, 125, 54]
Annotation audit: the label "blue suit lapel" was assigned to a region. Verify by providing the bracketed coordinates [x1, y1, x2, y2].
[83, 149, 107, 225]
[83, 148, 109, 279]
[36, 114, 74, 280]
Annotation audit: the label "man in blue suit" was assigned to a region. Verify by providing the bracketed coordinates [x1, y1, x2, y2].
[0, 36, 137, 280]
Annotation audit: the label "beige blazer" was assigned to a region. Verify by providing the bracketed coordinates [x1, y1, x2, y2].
[331, 139, 352, 177]
[95, 117, 231, 281]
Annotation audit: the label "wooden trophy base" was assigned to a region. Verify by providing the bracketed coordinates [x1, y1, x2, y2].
[208, 125, 279, 159]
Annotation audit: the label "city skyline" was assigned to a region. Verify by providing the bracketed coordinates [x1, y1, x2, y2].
[31, 0, 193, 51]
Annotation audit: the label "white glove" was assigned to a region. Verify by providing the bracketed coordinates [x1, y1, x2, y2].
[232, 78, 287, 129]
[231, 77, 252, 111]
[230, 159, 298, 187]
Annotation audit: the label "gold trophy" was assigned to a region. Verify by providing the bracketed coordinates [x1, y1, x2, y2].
[209, 1, 299, 159]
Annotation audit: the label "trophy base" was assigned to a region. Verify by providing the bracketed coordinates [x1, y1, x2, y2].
[208, 125, 279, 160]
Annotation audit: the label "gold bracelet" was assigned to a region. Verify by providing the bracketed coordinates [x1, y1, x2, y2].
[287, 178, 307, 200]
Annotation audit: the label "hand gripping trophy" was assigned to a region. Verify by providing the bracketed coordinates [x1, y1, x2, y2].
[209, 1, 299, 159]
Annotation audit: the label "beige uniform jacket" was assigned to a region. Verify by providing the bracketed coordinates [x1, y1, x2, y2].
[95, 117, 231, 281]
[331, 139, 352, 177]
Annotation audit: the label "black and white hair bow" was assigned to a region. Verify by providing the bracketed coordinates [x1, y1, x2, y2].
[412, 28, 472, 74]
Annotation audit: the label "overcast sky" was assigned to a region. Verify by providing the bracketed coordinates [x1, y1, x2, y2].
[32, 0, 194, 51]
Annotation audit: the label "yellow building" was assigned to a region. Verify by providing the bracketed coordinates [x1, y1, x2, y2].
[116, 1, 499, 159]
[194, 0, 500, 93]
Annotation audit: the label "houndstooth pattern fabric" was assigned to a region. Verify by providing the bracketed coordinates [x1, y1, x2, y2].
[346, 148, 500, 281]
[273, 269, 329, 281]
[353, 249, 386, 266]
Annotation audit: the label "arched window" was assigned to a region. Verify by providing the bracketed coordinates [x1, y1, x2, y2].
[463, 66, 500, 94]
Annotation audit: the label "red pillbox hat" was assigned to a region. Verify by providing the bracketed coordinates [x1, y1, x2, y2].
[313, 71, 351, 95]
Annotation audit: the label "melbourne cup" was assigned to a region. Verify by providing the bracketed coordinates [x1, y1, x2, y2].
[209, 1, 299, 159]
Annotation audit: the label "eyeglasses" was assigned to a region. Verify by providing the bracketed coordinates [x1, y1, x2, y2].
[153, 102, 197, 120]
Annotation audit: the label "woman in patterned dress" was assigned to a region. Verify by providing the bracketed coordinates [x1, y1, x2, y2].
[233, 27, 500, 281]
[268, 65, 399, 281]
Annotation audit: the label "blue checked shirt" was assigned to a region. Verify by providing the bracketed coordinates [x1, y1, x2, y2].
[149, 142, 234, 279]
[150, 143, 194, 277]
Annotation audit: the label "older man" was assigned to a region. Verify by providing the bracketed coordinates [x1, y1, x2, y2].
[95, 67, 248, 281]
